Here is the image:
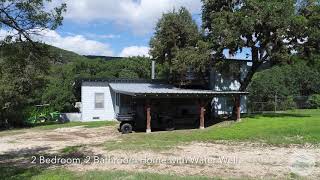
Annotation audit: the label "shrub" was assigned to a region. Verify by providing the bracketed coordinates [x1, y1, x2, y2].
[308, 94, 320, 109]
[282, 96, 296, 110]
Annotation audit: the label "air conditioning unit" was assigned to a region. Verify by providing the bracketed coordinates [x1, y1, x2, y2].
[75, 102, 82, 109]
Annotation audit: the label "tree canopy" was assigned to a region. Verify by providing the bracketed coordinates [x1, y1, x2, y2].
[202, 0, 320, 91]
[150, 7, 199, 65]
[295, 0, 320, 57]
[0, 0, 66, 43]
[171, 40, 212, 85]
[42, 56, 153, 113]
[248, 56, 320, 110]
[150, 7, 214, 86]
[0, 0, 66, 126]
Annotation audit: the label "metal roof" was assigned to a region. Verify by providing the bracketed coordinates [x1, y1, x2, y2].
[109, 83, 248, 97]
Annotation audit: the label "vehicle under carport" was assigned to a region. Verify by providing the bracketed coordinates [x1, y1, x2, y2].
[109, 82, 248, 134]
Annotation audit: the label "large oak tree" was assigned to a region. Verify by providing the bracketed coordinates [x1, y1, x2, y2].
[202, 0, 320, 119]
[202, 0, 320, 91]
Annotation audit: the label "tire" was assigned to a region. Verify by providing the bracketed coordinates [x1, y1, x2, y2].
[165, 118, 175, 131]
[37, 117, 47, 123]
[58, 115, 66, 124]
[120, 123, 133, 134]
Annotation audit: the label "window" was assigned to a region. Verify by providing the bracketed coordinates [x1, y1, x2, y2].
[121, 95, 132, 106]
[115, 93, 120, 106]
[95, 93, 104, 109]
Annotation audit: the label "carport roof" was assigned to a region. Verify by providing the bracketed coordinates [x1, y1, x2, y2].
[109, 83, 248, 97]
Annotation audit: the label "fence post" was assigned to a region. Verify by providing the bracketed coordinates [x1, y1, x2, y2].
[274, 94, 278, 112]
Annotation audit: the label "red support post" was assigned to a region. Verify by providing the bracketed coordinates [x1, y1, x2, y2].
[146, 101, 151, 133]
[236, 95, 241, 122]
[200, 101, 205, 129]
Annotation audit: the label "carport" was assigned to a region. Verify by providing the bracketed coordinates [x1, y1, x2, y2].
[109, 82, 248, 133]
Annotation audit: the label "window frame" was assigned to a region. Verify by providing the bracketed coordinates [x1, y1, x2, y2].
[94, 93, 105, 109]
[115, 93, 120, 106]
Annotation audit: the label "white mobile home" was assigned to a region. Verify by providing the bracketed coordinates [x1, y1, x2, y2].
[81, 81, 116, 121]
[79, 61, 251, 122]
[79, 80, 248, 133]
[79, 79, 249, 123]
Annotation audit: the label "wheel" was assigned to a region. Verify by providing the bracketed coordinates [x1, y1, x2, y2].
[58, 115, 66, 123]
[165, 118, 175, 131]
[37, 116, 47, 123]
[120, 123, 133, 134]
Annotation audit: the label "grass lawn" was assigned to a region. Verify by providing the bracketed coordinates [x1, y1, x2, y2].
[105, 109, 320, 151]
[32, 121, 117, 130]
[0, 167, 222, 180]
[0, 121, 117, 137]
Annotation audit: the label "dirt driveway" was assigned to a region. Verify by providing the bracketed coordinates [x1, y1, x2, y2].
[0, 126, 119, 153]
[1, 126, 319, 179]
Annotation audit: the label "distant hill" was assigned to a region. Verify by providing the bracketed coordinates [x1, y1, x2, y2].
[0, 43, 124, 64]
[47, 45, 90, 64]
[84, 55, 123, 61]
[46, 45, 125, 64]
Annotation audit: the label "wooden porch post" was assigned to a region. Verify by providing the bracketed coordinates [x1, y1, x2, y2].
[146, 100, 151, 133]
[200, 100, 205, 129]
[236, 95, 241, 122]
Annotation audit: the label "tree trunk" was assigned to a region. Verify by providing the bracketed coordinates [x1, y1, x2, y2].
[231, 47, 265, 119]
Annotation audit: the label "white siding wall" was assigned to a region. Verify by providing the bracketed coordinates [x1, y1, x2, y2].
[212, 96, 247, 116]
[81, 83, 115, 121]
[209, 63, 250, 114]
[61, 113, 81, 122]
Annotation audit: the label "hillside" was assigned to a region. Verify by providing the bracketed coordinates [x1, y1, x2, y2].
[47, 45, 101, 64]
[42, 45, 153, 113]
[0, 43, 94, 64]
[0, 42, 153, 124]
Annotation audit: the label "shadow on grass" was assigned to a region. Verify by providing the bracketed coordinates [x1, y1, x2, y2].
[0, 122, 66, 133]
[0, 147, 52, 180]
[0, 146, 99, 180]
[244, 112, 311, 118]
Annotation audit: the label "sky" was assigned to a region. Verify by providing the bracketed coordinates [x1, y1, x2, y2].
[38, 0, 203, 57]
[0, 0, 251, 59]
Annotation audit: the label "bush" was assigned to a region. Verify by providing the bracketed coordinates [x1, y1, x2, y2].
[248, 60, 320, 111]
[308, 94, 320, 109]
[282, 96, 296, 110]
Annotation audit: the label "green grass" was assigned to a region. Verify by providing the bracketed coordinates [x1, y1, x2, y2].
[60, 145, 84, 154]
[31, 169, 211, 180]
[31, 121, 117, 130]
[8, 168, 222, 180]
[0, 121, 117, 137]
[105, 109, 320, 151]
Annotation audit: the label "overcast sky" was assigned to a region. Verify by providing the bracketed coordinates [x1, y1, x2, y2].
[37, 0, 203, 57]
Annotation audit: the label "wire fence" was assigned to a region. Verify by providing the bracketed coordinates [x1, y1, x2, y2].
[249, 96, 311, 113]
